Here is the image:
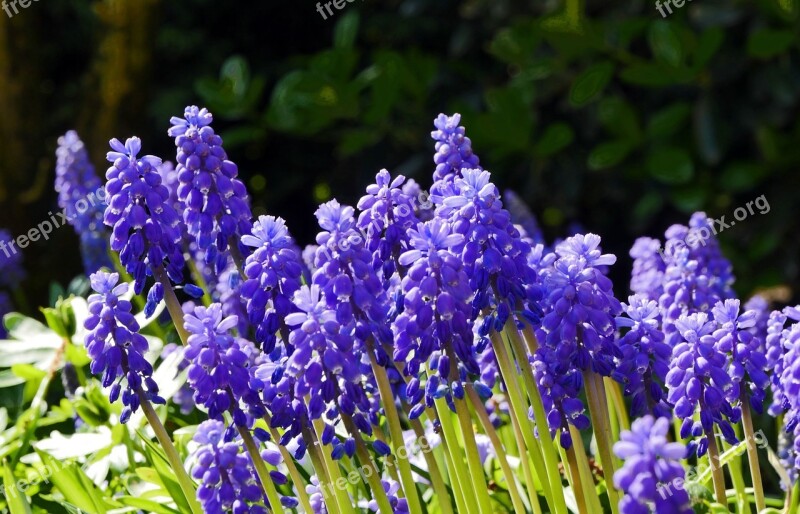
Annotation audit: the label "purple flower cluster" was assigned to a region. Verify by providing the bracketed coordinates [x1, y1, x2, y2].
[356, 169, 420, 277]
[666, 311, 739, 456]
[393, 219, 477, 416]
[434, 169, 541, 330]
[191, 420, 268, 514]
[628, 237, 665, 302]
[55, 131, 111, 273]
[83, 271, 161, 423]
[241, 215, 304, 353]
[184, 303, 265, 426]
[430, 113, 480, 187]
[103, 137, 184, 295]
[168, 106, 252, 273]
[613, 294, 671, 419]
[613, 415, 692, 514]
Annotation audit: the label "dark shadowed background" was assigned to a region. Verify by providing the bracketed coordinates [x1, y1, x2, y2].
[1, 0, 799, 312]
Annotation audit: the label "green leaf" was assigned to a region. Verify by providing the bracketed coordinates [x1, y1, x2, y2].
[569, 61, 614, 107]
[646, 147, 694, 184]
[747, 29, 794, 59]
[647, 102, 690, 139]
[334, 10, 360, 49]
[693, 28, 724, 69]
[720, 162, 764, 192]
[598, 97, 640, 139]
[619, 63, 693, 87]
[588, 141, 633, 170]
[35, 450, 116, 514]
[116, 497, 181, 514]
[3, 461, 32, 514]
[138, 430, 196, 514]
[41, 308, 68, 339]
[534, 123, 574, 157]
[648, 21, 683, 66]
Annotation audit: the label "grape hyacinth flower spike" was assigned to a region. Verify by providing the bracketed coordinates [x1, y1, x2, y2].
[169, 106, 252, 273]
[83, 271, 161, 423]
[55, 130, 111, 273]
[103, 136, 185, 296]
[240, 215, 304, 353]
[613, 415, 692, 514]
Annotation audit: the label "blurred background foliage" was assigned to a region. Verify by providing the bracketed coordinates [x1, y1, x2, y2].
[1, 0, 799, 309]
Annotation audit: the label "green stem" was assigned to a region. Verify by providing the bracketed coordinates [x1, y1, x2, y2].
[490, 329, 555, 508]
[583, 370, 620, 514]
[239, 426, 284, 513]
[741, 399, 767, 513]
[153, 265, 189, 345]
[452, 394, 494, 514]
[405, 411, 456, 514]
[788, 482, 799, 514]
[300, 423, 342, 514]
[138, 389, 202, 514]
[433, 397, 478, 514]
[506, 387, 542, 514]
[509, 324, 568, 514]
[467, 386, 527, 514]
[706, 429, 728, 507]
[605, 378, 630, 432]
[721, 438, 747, 514]
[569, 425, 604, 514]
[339, 412, 394, 514]
[367, 343, 423, 514]
[563, 441, 589, 514]
[265, 423, 314, 514]
[310, 416, 352, 514]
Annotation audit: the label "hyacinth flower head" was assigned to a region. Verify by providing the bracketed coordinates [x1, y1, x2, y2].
[659, 213, 734, 348]
[538, 233, 622, 375]
[240, 215, 304, 353]
[393, 218, 479, 416]
[532, 344, 589, 448]
[356, 169, 421, 277]
[430, 113, 480, 189]
[103, 137, 184, 295]
[767, 308, 791, 415]
[613, 415, 692, 514]
[55, 130, 111, 273]
[628, 237, 665, 302]
[313, 200, 391, 329]
[435, 168, 541, 329]
[711, 299, 769, 412]
[613, 294, 671, 418]
[191, 420, 269, 514]
[83, 271, 162, 423]
[666, 311, 739, 456]
[280, 283, 375, 453]
[169, 106, 252, 273]
[184, 303, 266, 426]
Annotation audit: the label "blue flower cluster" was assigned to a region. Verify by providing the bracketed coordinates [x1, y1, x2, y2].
[168, 106, 252, 273]
[55, 131, 111, 273]
[184, 303, 265, 427]
[614, 415, 692, 514]
[241, 215, 304, 353]
[84, 271, 162, 423]
[191, 420, 268, 514]
[103, 137, 184, 295]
